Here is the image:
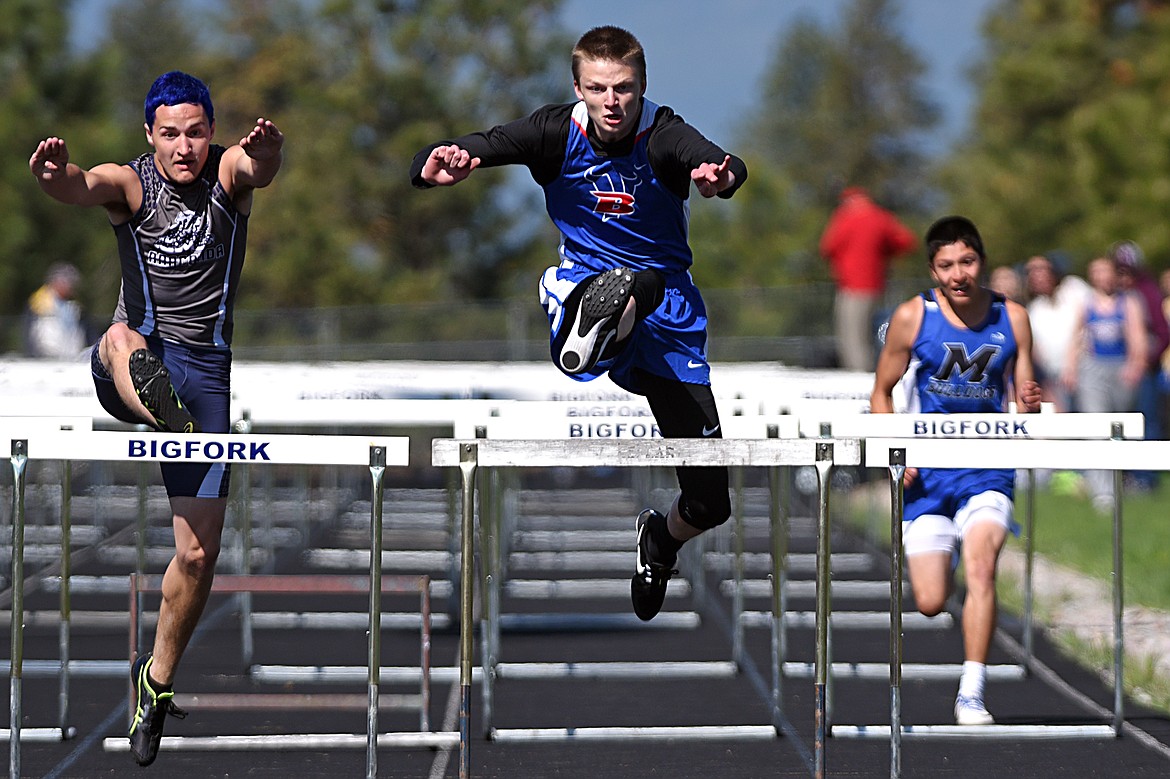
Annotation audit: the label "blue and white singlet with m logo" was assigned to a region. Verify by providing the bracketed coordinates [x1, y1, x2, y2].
[905, 289, 1019, 518]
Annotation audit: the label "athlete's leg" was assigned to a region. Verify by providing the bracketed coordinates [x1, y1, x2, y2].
[630, 369, 728, 621]
[902, 514, 959, 617]
[98, 325, 199, 432]
[639, 369, 730, 542]
[98, 323, 155, 426]
[148, 496, 226, 684]
[958, 519, 1008, 664]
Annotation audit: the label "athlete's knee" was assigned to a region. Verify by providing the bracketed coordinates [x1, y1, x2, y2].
[679, 490, 732, 531]
[915, 593, 949, 618]
[173, 542, 219, 580]
[100, 323, 146, 365]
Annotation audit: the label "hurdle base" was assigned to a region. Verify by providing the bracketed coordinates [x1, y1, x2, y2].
[831, 723, 1117, 740]
[102, 731, 460, 752]
[782, 662, 1026, 681]
[489, 724, 779, 743]
[0, 727, 77, 742]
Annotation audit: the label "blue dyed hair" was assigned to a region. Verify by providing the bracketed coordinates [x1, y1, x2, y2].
[144, 71, 214, 128]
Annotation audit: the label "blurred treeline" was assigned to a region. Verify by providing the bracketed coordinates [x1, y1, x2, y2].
[4, 0, 1170, 333]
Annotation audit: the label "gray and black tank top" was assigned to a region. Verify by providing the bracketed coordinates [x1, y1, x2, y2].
[112, 145, 248, 348]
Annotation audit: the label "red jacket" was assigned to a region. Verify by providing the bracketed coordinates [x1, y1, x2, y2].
[819, 194, 915, 294]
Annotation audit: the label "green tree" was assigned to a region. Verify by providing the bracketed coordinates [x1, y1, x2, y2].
[940, 0, 1170, 268]
[0, 1, 97, 333]
[691, 0, 937, 304]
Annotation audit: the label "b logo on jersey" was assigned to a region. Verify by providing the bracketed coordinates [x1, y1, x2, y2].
[586, 164, 645, 222]
[933, 343, 999, 383]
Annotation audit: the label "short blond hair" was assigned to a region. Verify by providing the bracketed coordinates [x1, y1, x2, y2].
[572, 26, 646, 87]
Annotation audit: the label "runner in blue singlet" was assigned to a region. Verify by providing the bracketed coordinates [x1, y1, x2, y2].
[871, 216, 1041, 727]
[411, 26, 748, 622]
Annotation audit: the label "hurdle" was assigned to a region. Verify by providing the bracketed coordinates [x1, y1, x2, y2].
[4, 429, 413, 779]
[433, 435, 862, 779]
[854, 427, 1155, 779]
[800, 412, 1142, 692]
[464, 402, 805, 737]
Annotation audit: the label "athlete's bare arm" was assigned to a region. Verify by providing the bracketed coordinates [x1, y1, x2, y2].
[29, 137, 137, 221]
[1006, 300, 1041, 412]
[223, 117, 284, 207]
[871, 297, 924, 485]
[419, 144, 482, 186]
[870, 297, 923, 413]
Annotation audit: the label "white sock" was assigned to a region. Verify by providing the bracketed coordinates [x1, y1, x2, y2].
[958, 661, 986, 700]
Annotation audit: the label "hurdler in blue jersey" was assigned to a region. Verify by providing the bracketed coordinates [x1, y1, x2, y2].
[871, 215, 1042, 727]
[412, 26, 747, 621]
[31, 70, 283, 766]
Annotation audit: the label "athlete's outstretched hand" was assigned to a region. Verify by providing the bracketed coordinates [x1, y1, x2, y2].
[691, 155, 734, 198]
[421, 144, 481, 186]
[239, 118, 284, 161]
[30, 137, 70, 182]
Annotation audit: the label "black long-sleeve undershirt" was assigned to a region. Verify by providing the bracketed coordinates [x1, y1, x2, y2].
[410, 101, 747, 201]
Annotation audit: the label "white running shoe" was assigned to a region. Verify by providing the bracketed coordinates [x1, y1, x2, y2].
[954, 694, 994, 726]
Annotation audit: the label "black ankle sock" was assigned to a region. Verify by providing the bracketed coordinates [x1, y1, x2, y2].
[146, 671, 172, 695]
[648, 514, 683, 565]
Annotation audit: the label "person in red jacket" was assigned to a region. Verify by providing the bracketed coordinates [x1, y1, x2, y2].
[819, 186, 915, 371]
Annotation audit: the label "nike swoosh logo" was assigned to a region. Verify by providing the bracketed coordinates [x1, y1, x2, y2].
[702, 424, 720, 436]
[688, 360, 704, 369]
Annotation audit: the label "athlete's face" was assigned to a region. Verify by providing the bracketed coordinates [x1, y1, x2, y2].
[146, 103, 214, 185]
[1087, 257, 1118, 294]
[573, 58, 645, 143]
[929, 241, 984, 307]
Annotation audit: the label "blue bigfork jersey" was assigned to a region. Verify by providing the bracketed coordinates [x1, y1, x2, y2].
[543, 99, 693, 275]
[905, 290, 1018, 518]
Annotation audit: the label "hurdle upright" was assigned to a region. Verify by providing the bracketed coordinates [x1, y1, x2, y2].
[3, 416, 92, 773]
[433, 435, 861, 779]
[5, 429, 410, 779]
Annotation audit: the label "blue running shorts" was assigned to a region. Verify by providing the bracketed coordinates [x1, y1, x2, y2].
[539, 261, 711, 394]
[91, 336, 232, 498]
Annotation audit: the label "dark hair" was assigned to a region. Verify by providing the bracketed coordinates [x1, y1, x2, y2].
[144, 71, 214, 128]
[924, 215, 985, 263]
[572, 26, 646, 87]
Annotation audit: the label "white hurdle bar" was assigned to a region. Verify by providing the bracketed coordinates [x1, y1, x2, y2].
[860, 429, 1155, 779]
[2, 417, 92, 759]
[6, 430, 408, 779]
[433, 436, 861, 779]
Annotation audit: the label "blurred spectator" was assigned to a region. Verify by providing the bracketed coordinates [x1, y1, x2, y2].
[1110, 240, 1169, 491]
[989, 265, 1023, 302]
[1063, 256, 1146, 512]
[24, 262, 87, 359]
[1024, 254, 1089, 412]
[819, 186, 915, 372]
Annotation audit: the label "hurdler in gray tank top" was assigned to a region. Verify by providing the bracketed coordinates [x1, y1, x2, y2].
[112, 145, 248, 348]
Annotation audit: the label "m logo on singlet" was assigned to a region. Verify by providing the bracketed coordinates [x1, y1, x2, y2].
[933, 343, 999, 384]
[586, 165, 645, 221]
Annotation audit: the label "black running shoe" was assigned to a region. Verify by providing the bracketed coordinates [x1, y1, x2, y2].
[129, 652, 186, 766]
[559, 268, 634, 374]
[631, 509, 678, 621]
[128, 349, 200, 433]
